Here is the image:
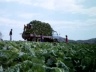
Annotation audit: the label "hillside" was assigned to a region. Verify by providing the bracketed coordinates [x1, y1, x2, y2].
[55, 36, 96, 44]
[77, 38, 96, 44]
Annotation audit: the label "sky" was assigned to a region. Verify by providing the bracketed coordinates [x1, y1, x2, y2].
[0, 0, 96, 41]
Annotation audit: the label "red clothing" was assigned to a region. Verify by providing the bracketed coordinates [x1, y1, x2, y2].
[65, 35, 68, 43]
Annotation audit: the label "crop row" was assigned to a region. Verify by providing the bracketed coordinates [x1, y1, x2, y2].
[0, 41, 96, 72]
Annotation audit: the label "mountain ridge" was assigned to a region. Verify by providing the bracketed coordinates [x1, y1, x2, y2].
[55, 36, 96, 44]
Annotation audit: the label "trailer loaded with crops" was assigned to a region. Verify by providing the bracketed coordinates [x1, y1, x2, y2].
[22, 20, 58, 42]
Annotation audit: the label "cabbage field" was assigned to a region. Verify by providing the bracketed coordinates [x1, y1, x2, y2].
[0, 41, 96, 72]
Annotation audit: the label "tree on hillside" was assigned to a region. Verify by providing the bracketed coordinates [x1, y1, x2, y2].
[23, 20, 53, 36]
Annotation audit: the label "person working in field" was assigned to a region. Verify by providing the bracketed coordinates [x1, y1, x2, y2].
[9, 29, 12, 41]
[40, 33, 44, 42]
[65, 35, 68, 43]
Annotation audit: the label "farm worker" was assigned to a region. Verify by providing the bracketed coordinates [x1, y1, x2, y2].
[65, 35, 68, 43]
[40, 33, 44, 42]
[33, 32, 36, 41]
[9, 29, 12, 41]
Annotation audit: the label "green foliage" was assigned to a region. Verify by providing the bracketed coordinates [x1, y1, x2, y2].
[25, 20, 53, 36]
[0, 41, 96, 72]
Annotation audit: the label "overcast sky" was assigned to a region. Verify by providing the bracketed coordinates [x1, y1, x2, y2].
[0, 0, 96, 40]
